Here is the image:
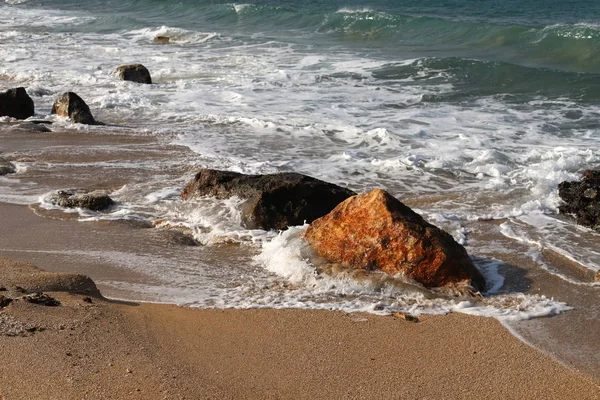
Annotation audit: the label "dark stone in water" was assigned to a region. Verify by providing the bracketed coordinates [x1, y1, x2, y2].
[153, 36, 170, 43]
[51, 189, 114, 211]
[51, 92, 98, 125]
[11, 121, 52, 133]
[114, 64, 152, 84]
[0, 87, 34, 120]
[558, 170, 600, 231]
[181, 169, 356, 231]
[0, 157, 16, 176]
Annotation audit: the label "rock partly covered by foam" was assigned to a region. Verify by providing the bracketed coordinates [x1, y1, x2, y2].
[0, 157, 16, 176]
[114, 64, 152, 84]
[303, 189, 486, 292]
[181, 169, 356, 231]
[558, 170, 600, 231]
[51, 92, 98, 125]
[50, 189, 114, 211]
[0, 87, 34, 120]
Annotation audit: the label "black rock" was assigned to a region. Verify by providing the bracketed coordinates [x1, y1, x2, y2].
[558, 170, 600, 231]
[51, 92, 98, 125]
[0, 157, 16, 176]
[114, 64, 152, 84]
[0, 295, 13, 308]
[0, 87, 35, 120]
[24, 292, 61, 307]
[50, 189, 114, 211]
[181, 169, 356, 231]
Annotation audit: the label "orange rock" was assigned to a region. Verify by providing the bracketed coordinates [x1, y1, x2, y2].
[303, 189, 486, 292]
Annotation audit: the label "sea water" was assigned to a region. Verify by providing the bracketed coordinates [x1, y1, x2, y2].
[1, 0, 599, 323]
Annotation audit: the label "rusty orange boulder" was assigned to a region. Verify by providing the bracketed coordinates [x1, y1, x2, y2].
[303, 189, 486, 292]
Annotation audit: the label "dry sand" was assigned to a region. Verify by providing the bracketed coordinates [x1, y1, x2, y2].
[0, 258, 599, 400]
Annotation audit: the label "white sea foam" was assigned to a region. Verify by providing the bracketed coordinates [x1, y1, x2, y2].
[124, 26, 220, 44]
[251, 226, 571, 321]
[1, 2, 597, 320]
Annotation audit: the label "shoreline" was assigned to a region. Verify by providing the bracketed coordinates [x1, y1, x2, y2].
[1, 123, 600, 397]
[1, 258, 599, 399]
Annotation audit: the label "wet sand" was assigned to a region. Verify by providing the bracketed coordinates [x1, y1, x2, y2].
[1, 123, 600, 398]
[0, 258, 599, 400]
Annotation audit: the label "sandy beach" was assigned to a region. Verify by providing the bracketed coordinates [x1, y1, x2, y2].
[0, 258, 598, 400]
[1, 122, 600, 399]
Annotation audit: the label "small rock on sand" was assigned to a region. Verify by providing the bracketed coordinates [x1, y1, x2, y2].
[50, 189, 114, 211]
[0, 157, 16, 176]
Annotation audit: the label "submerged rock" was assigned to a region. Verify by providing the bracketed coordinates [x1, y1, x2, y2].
[0, 87, 34, 120]
[51, 92, 98, 125]
[303, 189, 486, 292]
[0, 157, 16, 176]
[153, 36, 170, 43]
[558, 170, 600, 231]
[114, 64, 152, 84]
[50, 189, 114, 211]
[11, 121, 52, 133]
[181, 169, 356, 231]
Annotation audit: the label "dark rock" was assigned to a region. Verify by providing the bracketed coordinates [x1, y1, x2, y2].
[558, 170, 600, 231]
[0, 287, 6, 291]
[82, 296, 93, 304]
[303, 189, 486, 292]
[0, 157, 16, 176]
[0, 87, 34, 119]
[50, 189, 114, 211]
[23, 292, 61, 307]
[51, 92, 98, 125]
[0, 295, 13, 308]
[12, 121, 52, 133]
[181, 169, 356, 231]
[114, 64, 152, 84]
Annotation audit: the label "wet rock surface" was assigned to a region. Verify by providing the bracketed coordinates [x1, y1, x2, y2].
[23, 292, 61, 307]
[0, 87, 35, 120]
[181, 169, 356, 230]
[304, 189, 486, 292]
[114, 63, 152, 84]
[558, 170, 600, 231]
[50, 189, 114, 211]
[0, 157, 16, 175]
[51, 92, 98, 125]
[0, 295, 13, 308]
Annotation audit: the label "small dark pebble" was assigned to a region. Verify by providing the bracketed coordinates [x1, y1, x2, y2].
[0, 287, 6, 291]
[24, 292, 61, 307]
[0, 295, 13, 308]
[82, 296, 93, 304]
[15, 286, 26, 293]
